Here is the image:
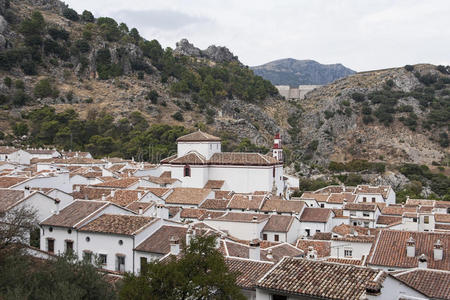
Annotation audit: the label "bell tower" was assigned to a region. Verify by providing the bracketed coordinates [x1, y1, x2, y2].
[272, 133, 283, 162]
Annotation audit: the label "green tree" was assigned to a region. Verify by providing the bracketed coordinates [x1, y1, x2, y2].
[12, 122, 28, 137]
[63, 8, 79, 21]
[34, 78, 59, 98]
[119, 235, 244, 300]
[81, 10, 95, 22]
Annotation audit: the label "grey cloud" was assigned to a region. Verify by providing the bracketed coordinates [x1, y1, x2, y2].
[110, 9, 212, 30]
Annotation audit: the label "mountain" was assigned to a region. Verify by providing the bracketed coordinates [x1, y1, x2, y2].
[251, 58, 356, 86]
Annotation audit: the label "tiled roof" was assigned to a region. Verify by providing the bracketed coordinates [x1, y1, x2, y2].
[203, 180, 225, 189]
[394, 269, 450, 299]
[125, 201, 154, 214]
[221, 240, 250, 258]
[405, 198, 436, 207]
[225, 257, 273, 290]
[211, 212, 270, 223]
[381, 205, 417, 216]
[257, 257, 385, 300]
[141, 187, 171, 198]
[93, 178, 139, 188]
[296, 239, 331, 258]
[327, 192, 357, 204]
[168, 206, 181, 217]
[436, 201, 450, 208]
[355, 185, 390, 199]
[377, 215, 402, 225]
[214, 190, 234, 200]
[26, 149, 58, 155]
[436, 224, 450, 231]
[263, 215, 294, 232]
[169, 151, 207, 165]
[260, 199, 305, 214]
[199, 199, 230, 210]
[79, 214, 156, 235]
[326, 257, 364, 265]
[40, 200, 108, 228]
[227, 194, 265, 210]
[105, 190, 145, 207]
[146, 175, 178, 185]
[261, 243, 304, 262]
[135, 225, 187, 254]
[314, 185, 356, 194]
[436, 214, 450, 223]
[0, 189, 25, 212]
[164, 188, 211, 205]
[0, 146, 18, 154]
[72, 185, 114, 200]
[0, 176, 28, 188]
[208, 152, 279, 166]
[176, 130, 221, 142]
[344, 203, 378, 212]
[332, 224, 370, 236]
[312, 232, 333, 240]
[299, 207, 332, 223]
[180, 208, 207, 219]
[300, 192, 329, 203]
[367, 230, 450, 270]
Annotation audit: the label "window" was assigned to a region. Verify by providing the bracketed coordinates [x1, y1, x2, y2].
[371, 197, 376, 202]
[140, 257, 148, 273]
[67, 229, 72, 234]
[116, 255, 125, 272]
[65, 240, 73, 253]
[364, 222, 369, 228]
[183, 165, 191, 177]
[83, 251, 92, 263]
[263, 234, 267, 240]
[49, 227, 53, 232]
[344, 249, 353, 257]
[85, 236, 90, 242]
[99, 254, 107, 265]
[363, 212, 370, 217]
[447, 207, 450, 214]
[118, 239, 123, 245]
[47, 238, 55, 253]
[424, 216, 429, 224]
[320, 203, 325, 208]
[273, 167, 275, 178]
[305, 229, 310, 237]
[350, 211, 356, 216]
[363, 197, 367, 202]
[413, 218, 417, 223]
[274, 234, 279, 242]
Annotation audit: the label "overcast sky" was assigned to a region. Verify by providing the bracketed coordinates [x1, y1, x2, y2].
[64, 0, 450, 71]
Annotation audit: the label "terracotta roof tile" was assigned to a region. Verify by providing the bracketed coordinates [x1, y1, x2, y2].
[260, 199, 305, 214]
[261, 243, 304, 262]
[165, 188, 212, 205]
[257, 257, 385, 300]
[367, 230, 450, 270]
[72, 185, 114, 200]
[296, 240, 331, 258]
[94, 178, 139, 188]
[169, 151, 207, 165]
[263, 215, 294, 232]
[327, 192, 357, 204]
[300, 192, 329, 203]
[332, 224, 370, 236]
[225, 257, 274, 290]
[40, 200, 108, 228]
[135, 225, 187, 254]
[208, 152, 279, 166]
[79, 214, 156, 235]
[203, 180, 225, 189]
[0, 189, 25, 212]
[436, 214, 450, 223]
[394, 269, 450, 299]
[381, 205, 417, 216]
[0, 176, 28, 188]
[299, 207, 332, 223]
[377, 215, 402, 225]
[214, 190, 234, 200]
[105, 190, 146, 207]
[344, 203, 378, 212]
[176, 130, 221, 142]
[199, 199, 230, 210]
[326, 257, 364, 265]
[211, 212, 270, 223]
[355, 185, 391, 199]
[125, 201, 154, 214]
[227, 194, 265, 210]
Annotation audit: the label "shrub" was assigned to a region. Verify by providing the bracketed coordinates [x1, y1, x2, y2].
[21, 61, 37, 75]
[48, 27, 69, 40]
[13, 122, 28, 136]
[171, 111, 184, 121]
[351, 92, 365, 102]
[75, 39, 90, 53]
[361, 106, 372, 115]
[439, 132, 449, 147]
[146, 90, 158, 104]
[34, 78, 59, 99]
[3, 77, 12, 88]
[363, 115, 374, 124]
[405, 65, 414, 71]
[324, 110, 334, 119]
[81, 10, 94, 22]
[63, 8, 79, 21]
[436, 65, 449, 74]
[137, 71, 144, 80]
[12, 90, 31, 106]
[14, 79, 25, 90]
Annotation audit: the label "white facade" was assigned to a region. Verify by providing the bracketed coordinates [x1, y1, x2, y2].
[330, 240, 373, 260]
[12, 172, 72, 193]
[177, 141, 221, 160]
[204, 219, 268, 241]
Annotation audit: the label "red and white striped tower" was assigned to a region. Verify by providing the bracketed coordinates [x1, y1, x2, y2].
[272, 133, 283, 162]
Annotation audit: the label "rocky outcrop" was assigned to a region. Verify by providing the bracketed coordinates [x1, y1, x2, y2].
[174, 38, 238, 63]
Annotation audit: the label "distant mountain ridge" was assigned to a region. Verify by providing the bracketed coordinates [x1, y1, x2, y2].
[251, 58, 356, 86]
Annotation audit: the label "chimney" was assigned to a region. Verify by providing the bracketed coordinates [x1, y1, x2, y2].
[186, 228, 194, 246]
[307, 246, 318, 259]
[434, 240, 443, 261]
[252, 215, 258, 223]
[24, 186, 31, 197]
[75, 185, 81, 192]
[54, 198, 60, 215]
[418, 254, 427, 269]
[138, 206, 143, 215]
[137, 191, 142, 199]
[101, 194, 106, 201]
[156, 205, 168, 219]
[266, 248, 273, 260]
[249, 240, 260, 261]
[170, 236, 180, 256]
[406, 236, 416, 257]
[110, 190, 115, 197]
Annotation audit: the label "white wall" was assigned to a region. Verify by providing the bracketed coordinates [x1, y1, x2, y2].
[16, 192, 73, 223]
[177, 141, 221, 159]
[330, 240, 372, 260]
[204, 219, 268, 241]
[13, 173, 71, 193]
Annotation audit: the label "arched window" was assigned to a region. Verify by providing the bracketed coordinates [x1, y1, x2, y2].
[184, 165, 191, 177]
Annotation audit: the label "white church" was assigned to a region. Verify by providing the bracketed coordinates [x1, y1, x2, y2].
[155, 130, 286, 195]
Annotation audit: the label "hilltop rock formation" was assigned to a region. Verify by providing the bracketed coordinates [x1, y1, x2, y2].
[174, 38, 238, 63]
